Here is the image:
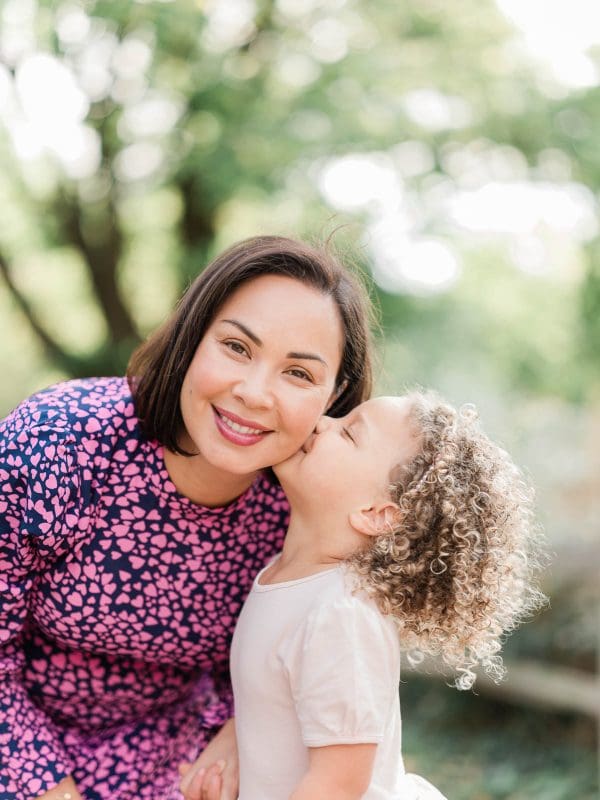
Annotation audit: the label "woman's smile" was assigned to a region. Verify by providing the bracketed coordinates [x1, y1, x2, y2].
[212, 406, 274, 446]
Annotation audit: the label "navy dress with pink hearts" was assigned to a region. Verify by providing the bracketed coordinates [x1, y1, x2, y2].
[0, 377, 288, 799]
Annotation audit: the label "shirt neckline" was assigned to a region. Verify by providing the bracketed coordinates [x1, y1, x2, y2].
[145, 439, 264, 514]
[253, 555, 343, 592]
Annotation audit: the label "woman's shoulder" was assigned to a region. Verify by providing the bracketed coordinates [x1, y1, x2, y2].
[1, 376, 138, 448]
[251, 472, 290, 514]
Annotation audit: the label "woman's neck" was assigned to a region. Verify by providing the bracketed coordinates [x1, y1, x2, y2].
[163, 447, 259, 508]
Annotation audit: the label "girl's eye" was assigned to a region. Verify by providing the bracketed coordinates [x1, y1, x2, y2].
[342, 426, 356, 444]
[287, 368, 314, 383]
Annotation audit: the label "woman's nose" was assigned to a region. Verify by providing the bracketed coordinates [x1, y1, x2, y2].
[232, 370, 274, 410]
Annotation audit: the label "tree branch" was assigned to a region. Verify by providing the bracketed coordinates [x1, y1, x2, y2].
[414, 657, 600, 718]
[57, 192, 141, 345]
[0, 251, 82, 374]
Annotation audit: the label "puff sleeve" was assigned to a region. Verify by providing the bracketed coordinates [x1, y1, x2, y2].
[281, 595, 399, 748]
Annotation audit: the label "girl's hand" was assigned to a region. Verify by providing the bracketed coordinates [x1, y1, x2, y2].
[179, 718, 239, 800]
[178, 760, 225, 800]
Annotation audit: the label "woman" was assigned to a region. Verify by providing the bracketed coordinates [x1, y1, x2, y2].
[0, 236, 374, 800]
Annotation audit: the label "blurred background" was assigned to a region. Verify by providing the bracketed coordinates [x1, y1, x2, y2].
[0, 0, 598, 797]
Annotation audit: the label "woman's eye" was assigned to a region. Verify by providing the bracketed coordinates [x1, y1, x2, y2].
[224, 340, 248, 355]
[287, 368, 313, 382]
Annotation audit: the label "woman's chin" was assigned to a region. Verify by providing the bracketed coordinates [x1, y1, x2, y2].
[272, 448, 303, 481]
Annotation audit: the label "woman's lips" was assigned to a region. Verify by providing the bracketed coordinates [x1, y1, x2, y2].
[212, 407, 272, 447]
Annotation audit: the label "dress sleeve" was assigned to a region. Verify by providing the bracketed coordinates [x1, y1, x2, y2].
[202, 661, 235, 730]
[0, 409, 81, 797]
[282, 594, 399, 748]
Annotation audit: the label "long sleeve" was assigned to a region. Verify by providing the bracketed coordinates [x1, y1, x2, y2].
[0, 409, 81, 798]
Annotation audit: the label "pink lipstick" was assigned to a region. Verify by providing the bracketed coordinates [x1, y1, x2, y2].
[212, 406, 272, 447]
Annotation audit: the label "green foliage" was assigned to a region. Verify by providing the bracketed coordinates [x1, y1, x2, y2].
[1, 0, 597, 407]
[402, 676, 597, 799]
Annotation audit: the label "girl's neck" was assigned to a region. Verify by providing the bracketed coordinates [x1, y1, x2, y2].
[163, 447, 259, 508]
[262, 510, 363, 583]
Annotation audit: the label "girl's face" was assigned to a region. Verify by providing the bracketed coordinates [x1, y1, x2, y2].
[179, 274, 344, 476]
[276, 396, 421, 516]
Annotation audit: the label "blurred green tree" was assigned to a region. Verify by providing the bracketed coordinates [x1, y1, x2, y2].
[0, 0, 598, 396]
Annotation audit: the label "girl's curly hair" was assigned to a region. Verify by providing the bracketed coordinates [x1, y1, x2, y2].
[347, 390, 548, 690]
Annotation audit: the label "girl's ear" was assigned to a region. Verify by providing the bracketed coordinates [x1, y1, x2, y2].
[326, 379, 348, 411]
[348, 501, 401, 537]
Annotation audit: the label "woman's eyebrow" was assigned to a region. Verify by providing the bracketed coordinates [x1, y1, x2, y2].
[286, 351, 328, 366]
[221, 319, 328, 366]
[221, 319, 261, 345]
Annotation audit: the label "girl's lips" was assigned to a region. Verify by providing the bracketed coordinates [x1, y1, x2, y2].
[301, 432, 317, 454]
[212, 407, 272, 447]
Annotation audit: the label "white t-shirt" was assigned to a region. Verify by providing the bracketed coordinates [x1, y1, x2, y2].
[230, 559, 446, 800]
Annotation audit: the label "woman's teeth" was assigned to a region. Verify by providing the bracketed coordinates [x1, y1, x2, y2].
[220, 414, 265, 435]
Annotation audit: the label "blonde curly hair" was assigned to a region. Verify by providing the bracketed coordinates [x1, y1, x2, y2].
[347, 390, 547, 690]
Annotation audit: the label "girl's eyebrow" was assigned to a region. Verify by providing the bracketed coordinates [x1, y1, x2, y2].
[346, 412, 367, 440]
[220, 319, 329, 366]
[349, 412, 366, 427]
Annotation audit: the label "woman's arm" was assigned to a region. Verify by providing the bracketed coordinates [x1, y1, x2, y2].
[179, 717, 239, 800]
[290, 743, 377, 800]
[0, 415, 81, 796]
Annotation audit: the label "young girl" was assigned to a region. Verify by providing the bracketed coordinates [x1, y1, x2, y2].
[185, 391, 545, 799]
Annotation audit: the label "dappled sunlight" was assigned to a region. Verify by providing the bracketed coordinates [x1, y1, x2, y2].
[5, 53, 100, 178]
[201, 0, 257, 53]
[496, 0, 600, 89]
[369, 227, 461, 295]
[317, 148, 597, 291]
[318, 152, 403, 211]
[447, 181, 598, 240]
[402, 89, 474, 132]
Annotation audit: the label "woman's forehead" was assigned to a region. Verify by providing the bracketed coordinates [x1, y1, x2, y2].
[215, 275, 344, 360]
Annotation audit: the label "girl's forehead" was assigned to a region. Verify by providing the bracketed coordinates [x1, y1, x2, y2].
[360, 395, 412, 421]
[360, 396, 421, 463]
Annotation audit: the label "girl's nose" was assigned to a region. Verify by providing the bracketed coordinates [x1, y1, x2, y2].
[314, 415, 335, 434]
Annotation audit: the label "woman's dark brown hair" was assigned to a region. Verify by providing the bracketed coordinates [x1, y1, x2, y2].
[127, 235, 375, 453]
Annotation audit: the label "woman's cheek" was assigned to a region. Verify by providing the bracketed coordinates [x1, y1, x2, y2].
[187, 347, 229, 396]
[285, 388, 331, 442]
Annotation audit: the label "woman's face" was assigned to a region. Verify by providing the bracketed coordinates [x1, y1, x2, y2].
[179, 274, 345, 476]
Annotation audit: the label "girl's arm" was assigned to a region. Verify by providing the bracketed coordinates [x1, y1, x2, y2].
[290, 743, 377, 800]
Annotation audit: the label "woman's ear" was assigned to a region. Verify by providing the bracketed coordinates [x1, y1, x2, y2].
[326, 378, 348, 411]
[348, 501, 401, 537]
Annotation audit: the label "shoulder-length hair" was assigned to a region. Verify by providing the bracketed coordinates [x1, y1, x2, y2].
[127, 235, 376, 453]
